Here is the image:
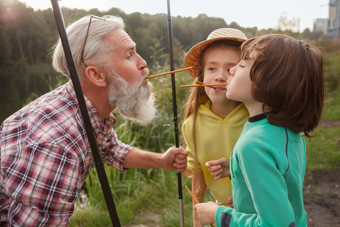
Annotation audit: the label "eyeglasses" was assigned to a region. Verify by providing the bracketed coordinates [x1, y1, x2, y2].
[80, 15, 106, 67]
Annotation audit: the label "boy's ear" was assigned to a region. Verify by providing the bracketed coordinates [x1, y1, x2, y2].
[84, 66, 108, 87]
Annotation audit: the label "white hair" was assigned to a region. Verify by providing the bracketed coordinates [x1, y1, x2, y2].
[52, 15, 124, 81]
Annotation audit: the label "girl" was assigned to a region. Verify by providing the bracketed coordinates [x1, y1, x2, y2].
[194, 34, 324, 227]
[181, 28, 249, 227]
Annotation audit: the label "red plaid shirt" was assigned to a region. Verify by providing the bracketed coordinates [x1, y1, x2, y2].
[0, 81, 132, 226]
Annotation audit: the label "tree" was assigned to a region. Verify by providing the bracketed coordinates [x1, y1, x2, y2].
[276, 16, 300, 33]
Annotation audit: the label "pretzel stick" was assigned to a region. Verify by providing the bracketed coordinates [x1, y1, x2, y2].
[199, 82, 228, 87]
[145, 67, 192, 79]
[195, 80, 213, 87]
[220, 201, 232, 206]
[180, 84, 206, 88]
[180, 83, 228, 88]
[185, 186, 200, 204]
[185, 186, 214, 227]
[195, 81, 213, 88]
[197, 81, 228, 87]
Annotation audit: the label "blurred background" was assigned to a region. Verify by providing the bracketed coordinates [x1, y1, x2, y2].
[1, 0, 339, 226]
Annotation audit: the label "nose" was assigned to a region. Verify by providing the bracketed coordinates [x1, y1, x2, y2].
[214, 69, 229, 82]
[138, 54, 147, 70]
[230, 65, 236, 77]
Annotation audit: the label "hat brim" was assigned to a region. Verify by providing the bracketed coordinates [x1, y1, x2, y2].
[183, 37, 246, 77]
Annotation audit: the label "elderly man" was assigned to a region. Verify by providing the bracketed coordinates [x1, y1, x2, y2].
[0, 15, 187, 226]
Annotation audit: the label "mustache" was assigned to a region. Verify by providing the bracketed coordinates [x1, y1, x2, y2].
[142, 67, 150, 78]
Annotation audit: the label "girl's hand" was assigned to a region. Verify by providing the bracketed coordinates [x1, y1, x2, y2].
[194, 201, 218, 225]
[205, 157, 230, 180]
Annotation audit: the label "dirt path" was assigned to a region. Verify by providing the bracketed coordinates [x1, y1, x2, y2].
[319, 119, 340, 128]
[304, 169, 340, 227]
[303, 120, 340, 226]
[122, 211, 161, 227]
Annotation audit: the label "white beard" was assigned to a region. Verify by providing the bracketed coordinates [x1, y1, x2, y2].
[107, 70, 156, 125]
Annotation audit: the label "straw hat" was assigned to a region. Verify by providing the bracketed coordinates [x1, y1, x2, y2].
[183, 28, 247, 77]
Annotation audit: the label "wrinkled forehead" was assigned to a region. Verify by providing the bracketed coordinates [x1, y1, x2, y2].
[103, 29, 135, 52]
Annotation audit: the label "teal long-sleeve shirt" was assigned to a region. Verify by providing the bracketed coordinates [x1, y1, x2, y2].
[216, 117, 307, 227]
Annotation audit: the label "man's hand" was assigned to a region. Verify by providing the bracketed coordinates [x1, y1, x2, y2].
[194, 201, 218, 225]
[160, 146, 188, 173]
[205, 157, 230, 180]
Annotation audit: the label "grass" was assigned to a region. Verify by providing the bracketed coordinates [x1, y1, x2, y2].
[323, 87, 340, 120]
[69, 169, 195, 227]
[69, 205, 112, 226]
[305, 127, 340, 173]
[304, 86, 340, 173]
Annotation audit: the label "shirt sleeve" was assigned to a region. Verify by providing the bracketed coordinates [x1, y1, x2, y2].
[96, 127, 133, 171]
[182, 118, 202, 174]
[215, 142, 296, 227]
[3, 142, 80, 226]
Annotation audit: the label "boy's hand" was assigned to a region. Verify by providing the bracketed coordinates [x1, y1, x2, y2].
[194, 201, 218, 225]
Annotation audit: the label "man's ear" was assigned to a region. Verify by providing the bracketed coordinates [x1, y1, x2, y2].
[84, 66, 108, 87]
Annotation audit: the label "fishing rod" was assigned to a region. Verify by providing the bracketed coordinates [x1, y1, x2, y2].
[166, 1, 184, 226]
[50, 1, 120, 226]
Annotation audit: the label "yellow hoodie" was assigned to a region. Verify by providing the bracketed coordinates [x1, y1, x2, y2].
[182, 98, 248, 203]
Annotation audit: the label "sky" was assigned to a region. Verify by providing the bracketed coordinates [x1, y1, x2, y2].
[18, 0, 330, 31]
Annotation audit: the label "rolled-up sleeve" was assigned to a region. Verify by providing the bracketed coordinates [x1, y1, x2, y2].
[96, 127, 133, 171]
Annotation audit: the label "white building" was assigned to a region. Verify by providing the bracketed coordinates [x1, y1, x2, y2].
[328, 0, 340, 39]
[314, 18, 328, 34]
